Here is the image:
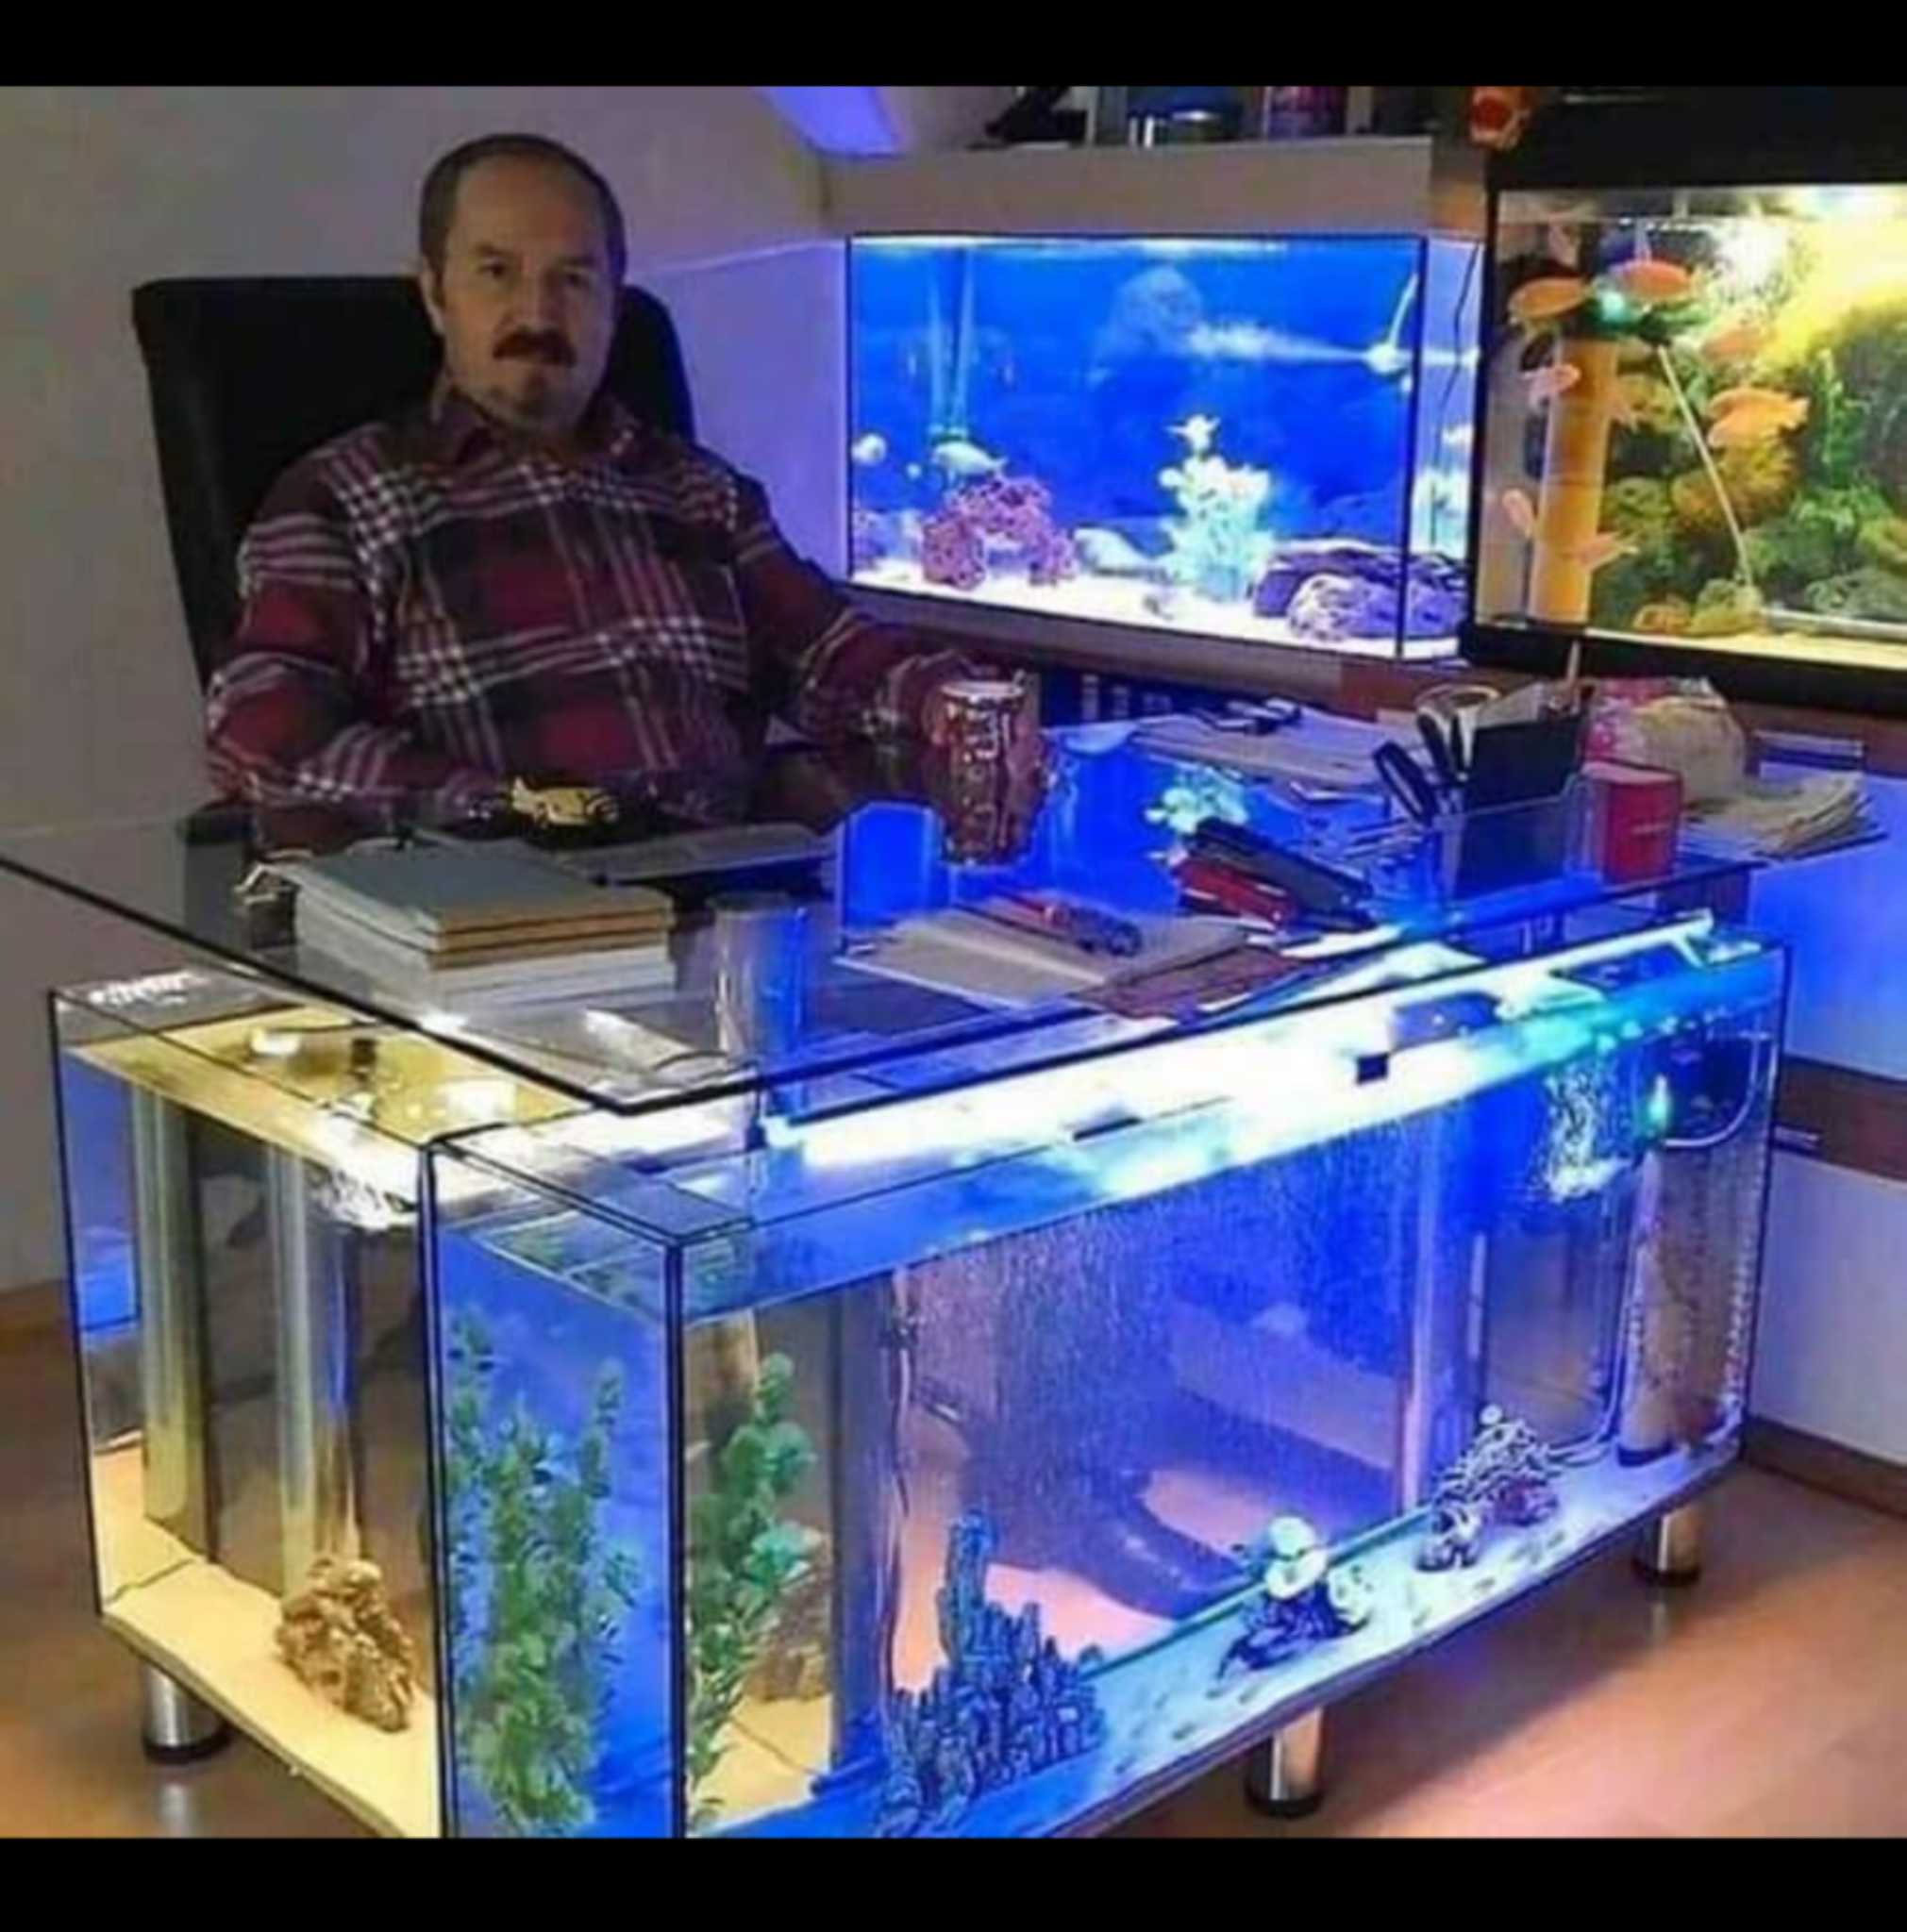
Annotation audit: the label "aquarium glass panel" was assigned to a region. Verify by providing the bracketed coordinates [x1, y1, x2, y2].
[848, 235, 1482, 662]
[427, 1150, 676, 1840]
[52, 972, 444, 1840]
[1479, 182, 1907, 675]
[457, 920, 1783, 1839]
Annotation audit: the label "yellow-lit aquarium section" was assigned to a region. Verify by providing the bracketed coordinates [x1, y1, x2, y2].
[1478, 182, 1907, 678]
[848, 235, 1483, 662]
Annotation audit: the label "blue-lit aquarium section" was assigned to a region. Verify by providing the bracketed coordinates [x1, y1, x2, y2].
[433, 918, 1784, 1839]
[847, 234, 1483, 660]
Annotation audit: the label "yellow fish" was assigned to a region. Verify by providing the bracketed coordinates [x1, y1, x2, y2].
[1509, 276, 1591, 330]
[1499, 489, 1539, 540]
[1525, 362, 1582, 406]
[1607, 258, 1698, 306]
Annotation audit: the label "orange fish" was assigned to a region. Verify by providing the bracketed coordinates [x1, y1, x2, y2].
[1607, 258, 1698, 306]
[1700, 318, 1770, 365]
[1709, 396, 1811, 449]
[1525, 362, 1582, 406]
[1509, 276, 1592, 330]
[1707, 385, 1800, 421]
[1564, 534, 1639, 572]
[1499, 489, 1539, 540]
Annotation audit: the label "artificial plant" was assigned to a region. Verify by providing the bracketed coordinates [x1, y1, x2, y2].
[444, 1312, 642, 1838]
[684, 1351, 819, 1832]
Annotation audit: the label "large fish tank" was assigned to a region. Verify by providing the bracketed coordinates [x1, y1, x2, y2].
[1474, 178, 1907, 700]
[847, 235, 1483, 662]
[31, 735, 1786, 1840]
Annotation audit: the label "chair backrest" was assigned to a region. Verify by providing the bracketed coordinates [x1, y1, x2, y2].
[132, 276, 696, 691]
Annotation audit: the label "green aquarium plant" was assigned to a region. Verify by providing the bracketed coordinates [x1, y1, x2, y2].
[685, 1352, 819, 1832]
[1157, 414, 1275, 604]
[444, 1312, 642, 1838]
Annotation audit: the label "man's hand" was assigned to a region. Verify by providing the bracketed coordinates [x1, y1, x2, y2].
[919, 674, 1051, 865]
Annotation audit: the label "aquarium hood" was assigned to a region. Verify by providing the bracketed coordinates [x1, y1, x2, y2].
[826, 139, 1484, 243]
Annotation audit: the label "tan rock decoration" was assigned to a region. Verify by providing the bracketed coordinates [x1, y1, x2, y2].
[276, 1557, 418, 1733]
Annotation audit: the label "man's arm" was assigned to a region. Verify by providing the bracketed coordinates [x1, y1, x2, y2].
[729, 473, 974, 743]
[206, 465, 503, 821]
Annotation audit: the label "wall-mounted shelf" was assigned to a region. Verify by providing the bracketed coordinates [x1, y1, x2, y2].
[824, 138, 1484, 241]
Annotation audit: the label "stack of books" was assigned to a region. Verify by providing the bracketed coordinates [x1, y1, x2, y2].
[284, 847, 676, 1011]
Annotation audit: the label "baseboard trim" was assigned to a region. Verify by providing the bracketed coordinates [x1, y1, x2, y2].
[1745, 1416, 1907, 1522]
[0, 1281, 65, 1345]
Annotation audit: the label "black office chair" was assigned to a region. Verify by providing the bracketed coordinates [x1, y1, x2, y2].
[132, 276, 696, 694]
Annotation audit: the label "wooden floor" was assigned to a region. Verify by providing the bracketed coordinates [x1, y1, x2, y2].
[6, 1300, 1905, 1840]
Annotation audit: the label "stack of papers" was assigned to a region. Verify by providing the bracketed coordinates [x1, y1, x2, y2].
[847, 905, 1245, 1010]
[283, 846, 677, 1010]
[1130, 715, 1389, 795]
[1681, 774, 1879, 861]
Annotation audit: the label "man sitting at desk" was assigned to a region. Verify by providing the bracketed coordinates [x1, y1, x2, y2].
[206, 132, 1039, 831]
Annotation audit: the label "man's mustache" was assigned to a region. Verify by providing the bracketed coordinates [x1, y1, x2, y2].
[495, 330, 576, 366]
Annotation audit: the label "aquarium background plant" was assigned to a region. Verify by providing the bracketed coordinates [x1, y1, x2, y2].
[444, 1311, 642, 1838]
[685, 1352, 820, 1832]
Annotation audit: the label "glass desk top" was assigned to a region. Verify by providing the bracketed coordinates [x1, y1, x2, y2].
[0, 726, 1757, 1120]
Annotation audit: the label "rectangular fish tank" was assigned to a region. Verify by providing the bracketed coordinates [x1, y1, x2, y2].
[846, 235, 1483, 663]
[1474, 179, 1907, 703]
[53, 908, 1786, 1838]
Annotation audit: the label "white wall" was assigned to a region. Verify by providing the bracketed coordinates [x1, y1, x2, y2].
[0, 85, 837, 1291]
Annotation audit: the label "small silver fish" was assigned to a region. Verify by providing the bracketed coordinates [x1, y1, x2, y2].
[930, 437, 1006, 479]
[850, 432, 889, 469]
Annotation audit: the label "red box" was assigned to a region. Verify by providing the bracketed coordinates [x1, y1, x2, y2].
[1584, 761, 1683, 884]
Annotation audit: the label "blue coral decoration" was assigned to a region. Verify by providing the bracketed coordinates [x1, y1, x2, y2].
[1220, 1517, 1376, 1679]
[874, 1513, 1107, 1839]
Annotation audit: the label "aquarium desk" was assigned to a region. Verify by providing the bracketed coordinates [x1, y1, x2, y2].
[0, 730, 1787, 1840]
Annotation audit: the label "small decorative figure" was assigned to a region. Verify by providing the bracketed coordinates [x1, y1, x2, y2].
[874, 1513, 1106, 1839]
[1416, 1407, 1561, 1574]
[508, 777, 619, 833]
[276, 1556, 418, 1733]
[1219, 1517, 1376, 1679]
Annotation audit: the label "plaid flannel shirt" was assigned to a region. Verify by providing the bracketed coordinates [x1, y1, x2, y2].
[207, 383, 969, 824]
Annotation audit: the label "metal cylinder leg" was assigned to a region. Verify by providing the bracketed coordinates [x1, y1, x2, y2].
[140, 1663, 231, 1765]
[267, 1149, 361, 1594]
[1634, 1501, 1704, 1589]
[1244, 1708, 1327, 1822]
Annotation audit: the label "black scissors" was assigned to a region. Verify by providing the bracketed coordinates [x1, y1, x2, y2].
[1374, 742, 1445, 828]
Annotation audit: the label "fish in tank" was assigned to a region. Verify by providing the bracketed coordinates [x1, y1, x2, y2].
[846, 235, 1483, 661]
[1478, 183, 1907, 675]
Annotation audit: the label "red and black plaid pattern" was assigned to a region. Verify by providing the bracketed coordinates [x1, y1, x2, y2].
[207, 386, 967, 824]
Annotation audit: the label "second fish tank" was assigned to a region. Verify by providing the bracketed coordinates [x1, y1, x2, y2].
[847, 235, 1483, 662]
[1475, 177, 1907, 700]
